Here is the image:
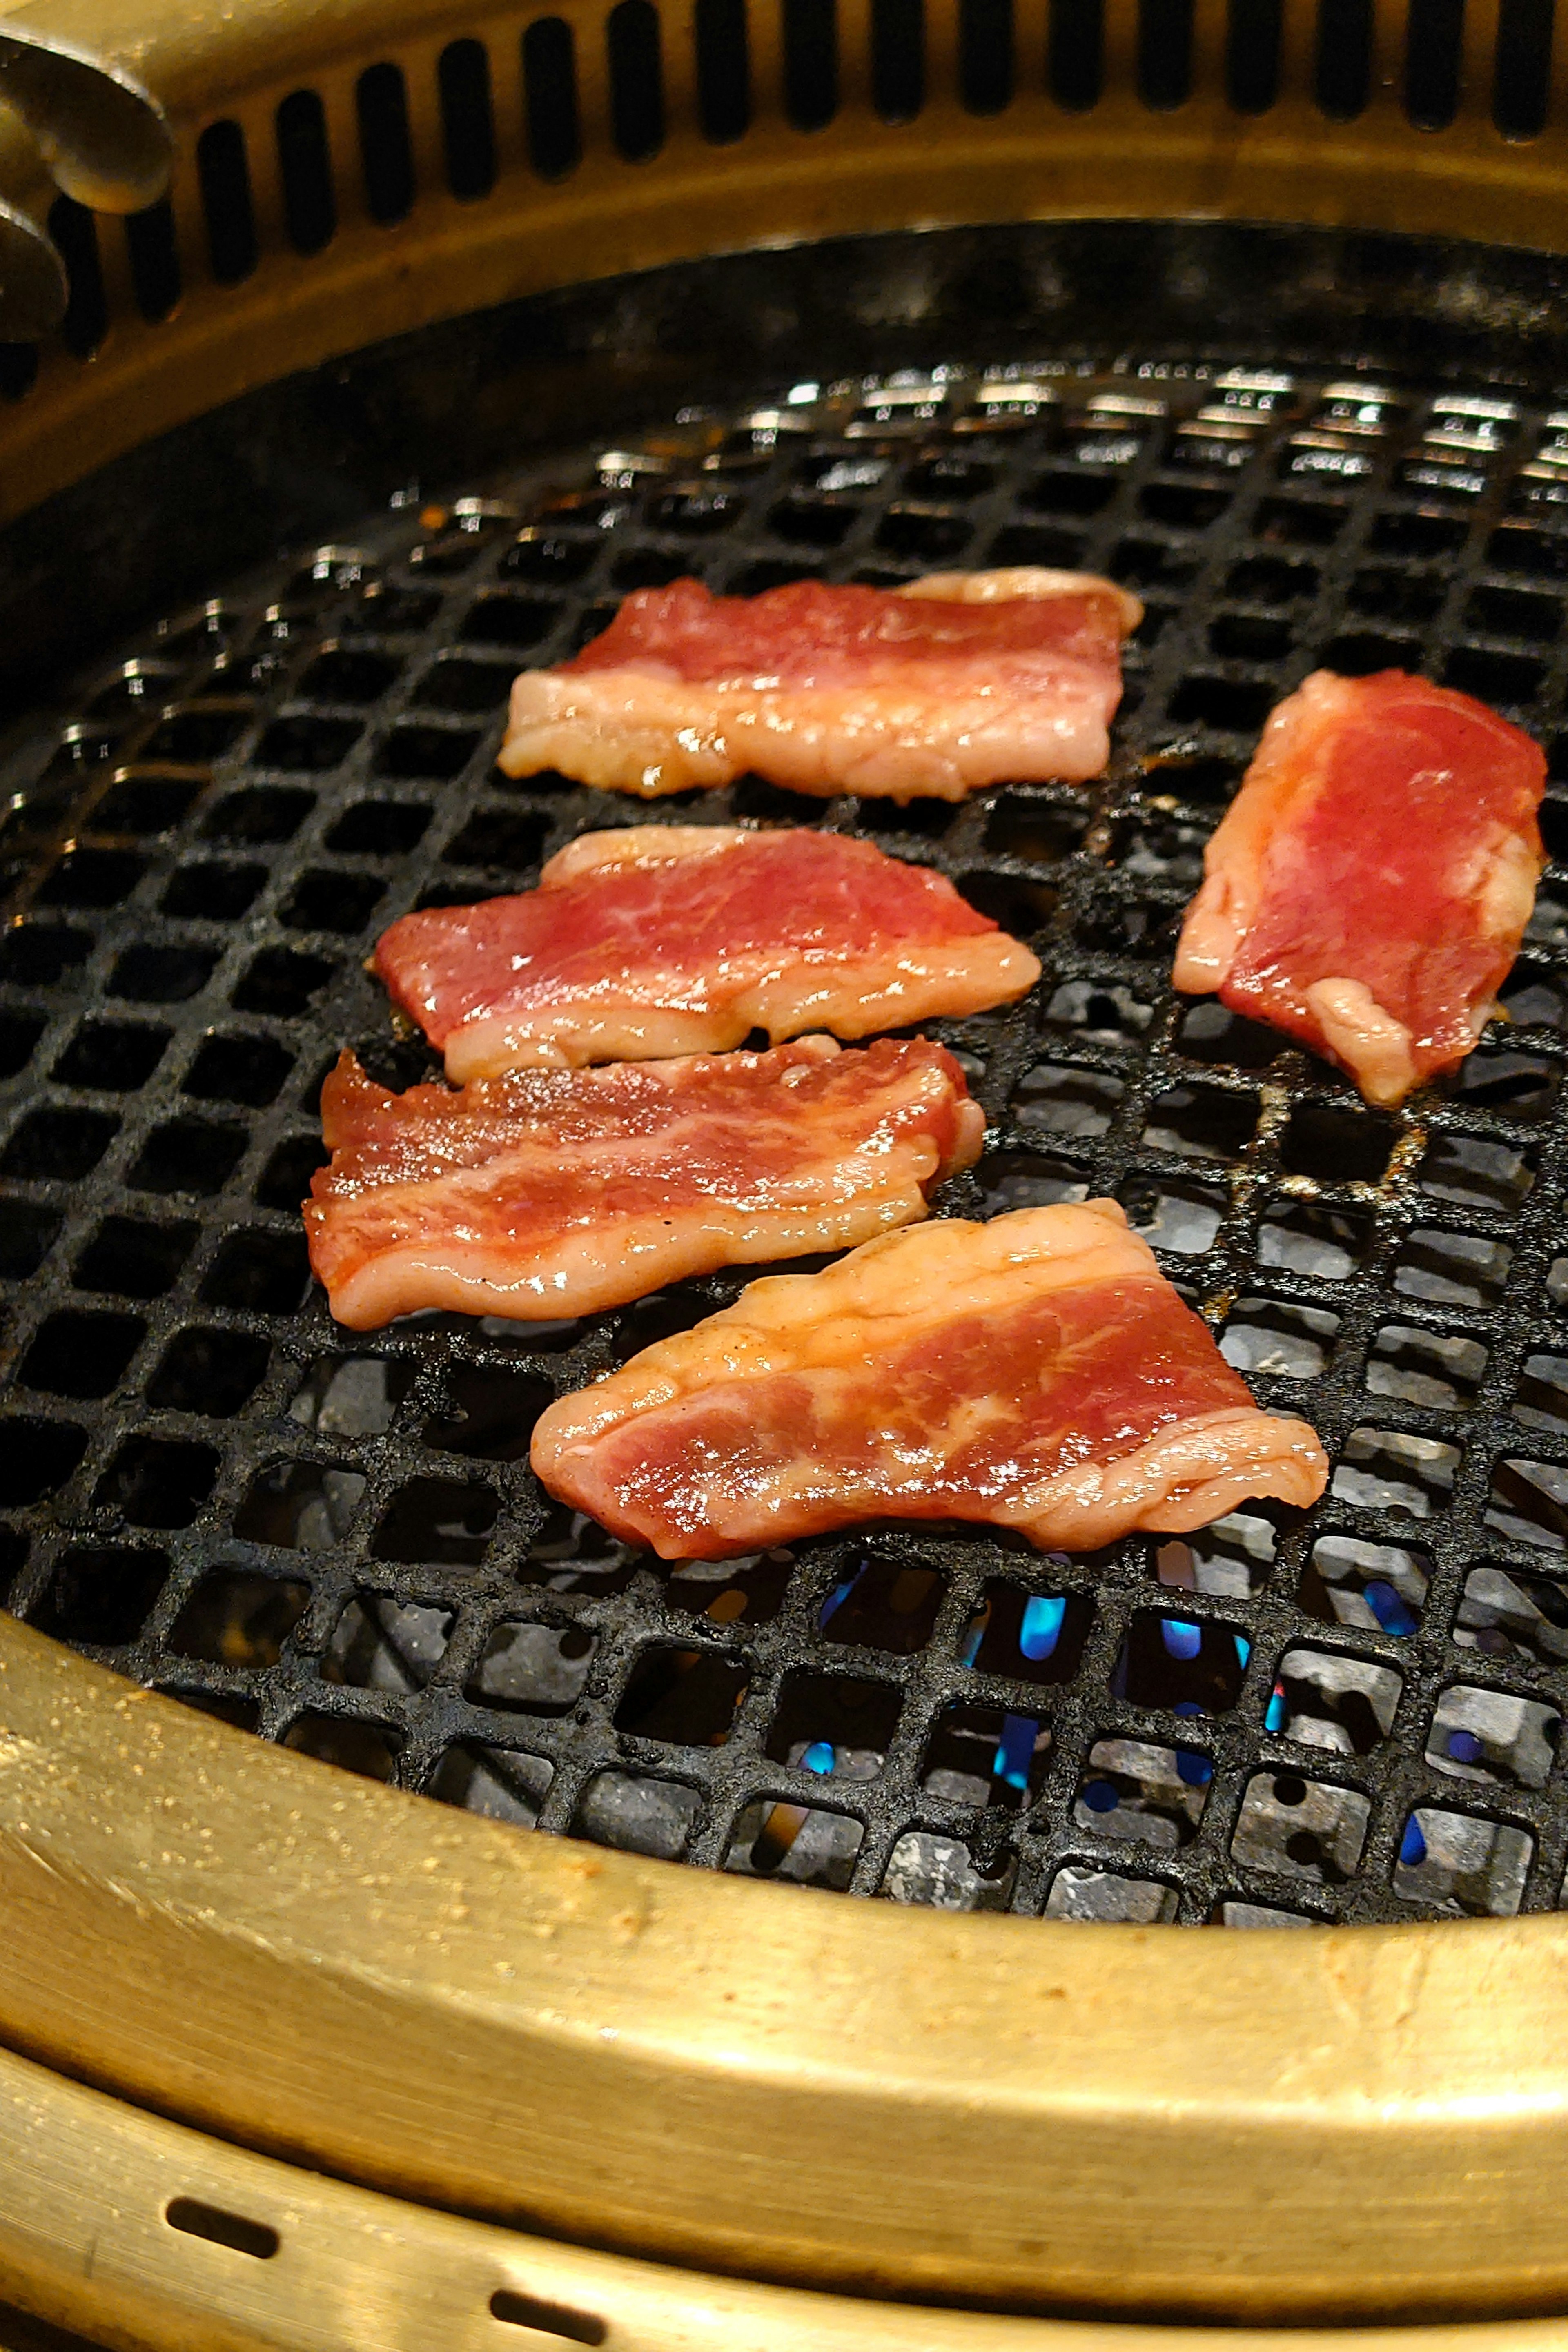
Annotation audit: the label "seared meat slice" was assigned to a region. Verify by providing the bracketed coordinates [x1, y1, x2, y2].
[374, 824, 1040, 1081]
[499, 568, 1141, 801]
[307, 1035, 982, 1329]
[1174, 670, 1545, 1106]
[531, 1200, 1328, 1560]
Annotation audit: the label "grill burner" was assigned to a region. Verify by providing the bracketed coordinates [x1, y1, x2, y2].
[6, 355, 1568, 1932]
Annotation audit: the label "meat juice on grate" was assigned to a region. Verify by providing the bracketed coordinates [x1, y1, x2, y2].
[3, 363, 1568, 1923]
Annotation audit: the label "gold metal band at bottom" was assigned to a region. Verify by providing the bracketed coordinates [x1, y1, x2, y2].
[0, 2039, 1560, 2352]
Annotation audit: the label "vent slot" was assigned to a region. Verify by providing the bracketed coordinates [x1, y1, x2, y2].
[523, 18, 582, 177]
[357, 61, 416, 222]
[1227, 0, 1282, 110]
[439, 38, 498, 199]
[785, 0, 840, 126]
[276, 89, 336, 255]
[1494, 0, 1553, 135]
[196, 119, 258, 284]
[49, 196, 106, 359]
[125, 198, 181, 324]
[165, 2197, 279, 2261]
[873, 0, 926, 118]
[960, 0, 1014, 111]
[1050, 0, 1104, 109]
[1405, 0, 1465, 126]
[490, 2288, 607, 2345]
[608, 0, 665, 159]
[696, 0, 751, 140]
[1316, 0, 1373, 114]
[1138, 0, 1194, 108]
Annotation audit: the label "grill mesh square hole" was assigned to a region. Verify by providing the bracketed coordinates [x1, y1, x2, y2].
[109, 944, 218, 1004]
[160, 861, 266, 921]
[231, 948, 336, 1018]
[0, 1201, 61, 1278]
[281, 1712, 401, 1780]
[147, 1327, 270, 1416]
[2, 1105, 118, 1180]
[130, 1116, 247, 1197]
[21, 1308, 144, 1399]
[94, 1435, 218, 1528]
[200, 1226, 309, 1313]
[53, 1021, 169, 1092]
[254, 715, 362, 771]
[28, 1544, 168, 1645]
[0, 924, 90, 986]
[372, 1475, 497, 1565]
[724, 1797, 864, 1889]
[170, 1568, 308, 1666]
[430, 1740, 554, 1826]
[1231, 1772, 1371, 1883]
[1074, 1737, 1210, 1847]
[184, 1034, 295, 1107]
[922, 1702, 1049, 1808]
[615, 1644, 748, 1743]
[467, 1618, 593, 1713]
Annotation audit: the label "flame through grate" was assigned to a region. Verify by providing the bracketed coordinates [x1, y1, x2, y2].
[5, 356, 1568, 1927]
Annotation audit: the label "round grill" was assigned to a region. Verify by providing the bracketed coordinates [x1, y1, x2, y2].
[3, 350, 1566, 1934]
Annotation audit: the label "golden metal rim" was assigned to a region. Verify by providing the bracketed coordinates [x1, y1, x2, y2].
[0, 1613, 1564, 2326]
[6, 2032, 1568, 2352]
[6, 0, 1568, 514]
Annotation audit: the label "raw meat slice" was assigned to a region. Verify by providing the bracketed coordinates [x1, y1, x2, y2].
[499, 568, 1142, 801]
[374, 824, 1040, 1080]
[530, 1200, 1328, 1559]
[305, 1035, 983, 1330]
[1174, 670, 1546, 1106]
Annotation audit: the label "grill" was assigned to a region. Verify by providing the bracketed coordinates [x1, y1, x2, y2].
[9, 349, 1568, 1934]
[8, 0, 1568, 2342]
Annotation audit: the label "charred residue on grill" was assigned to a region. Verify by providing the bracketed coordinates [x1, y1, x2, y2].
[2, 360, 1568, 1928]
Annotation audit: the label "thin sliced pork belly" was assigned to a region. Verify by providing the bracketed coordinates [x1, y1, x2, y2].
[374, 824, 1040, 1080]
[499, 568, 1142, 802]
[530, 1200, 1328, 1560]
[1174, 670, 1546, 1107]
[306, 1036, 982, 1329]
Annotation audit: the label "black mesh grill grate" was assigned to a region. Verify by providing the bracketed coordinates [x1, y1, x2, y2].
[7, 357, 1568, 1926]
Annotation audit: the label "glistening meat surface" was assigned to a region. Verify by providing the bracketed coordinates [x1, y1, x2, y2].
[306, 1036, 982, 1329]
[1173, 669, 1546, 1107]
[499, 568, 1142, 801]
[530, 1200, 1328, 1559]
[374, 824, 1040, 1080]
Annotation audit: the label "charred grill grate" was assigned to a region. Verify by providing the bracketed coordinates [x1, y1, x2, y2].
[5, 357, 1568, 1926]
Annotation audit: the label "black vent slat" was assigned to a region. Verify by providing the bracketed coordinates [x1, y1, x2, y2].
[439, 38, 498, 200]
[48, 197, 107, 361]
[1227, 0, 1283, 111]
[696, 0, 752, 141]
[1406, 0, 1467, 126]
[960, 0, 1014, 111]
[1494, 0, 1554, 135]
[196, 120, 258, 286]
[356, 61, 416, 223]
[608, 0, 666, 160]
[523, 18, 583, 178]
[1138, 0, 1194, 108]
[1315, 0, 1374, 117]
[276, 89, 336, 256]
[873, 0, 927, 119]
[124, 198, 182, 325]
[1049, 0, 1104, 108]
[784, 0, 839, 129]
